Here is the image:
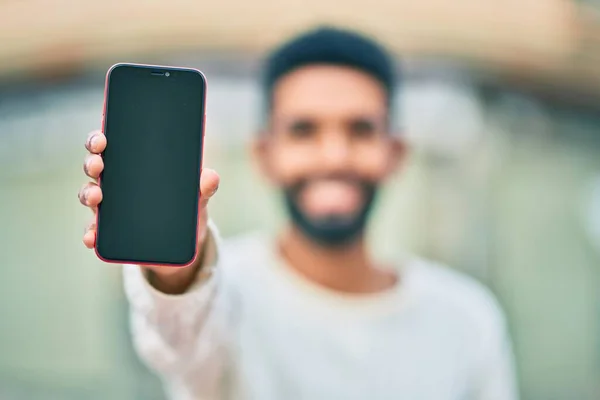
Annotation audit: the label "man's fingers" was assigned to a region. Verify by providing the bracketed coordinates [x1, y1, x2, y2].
[83, 220, 97, 249]
[78, 182, 103, 208]
[199, 168, 220, 208]
[83, 154, 104, 179]
[85, 130, 107, 154]
[81, 129, 104, 250]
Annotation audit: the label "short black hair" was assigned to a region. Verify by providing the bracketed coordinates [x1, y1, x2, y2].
[262, 26, 397, 111]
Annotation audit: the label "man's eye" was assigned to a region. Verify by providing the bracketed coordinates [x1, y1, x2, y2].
[288, 121, 316, 138]
[348, 119, 376, 138]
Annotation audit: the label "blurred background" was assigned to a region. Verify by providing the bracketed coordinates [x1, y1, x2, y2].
[1, 0, 600, 399]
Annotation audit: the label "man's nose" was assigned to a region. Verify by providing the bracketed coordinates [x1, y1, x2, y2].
[318, 132, 352, 171]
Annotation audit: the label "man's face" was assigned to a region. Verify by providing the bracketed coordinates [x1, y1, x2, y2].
[254, 65, 405, 246]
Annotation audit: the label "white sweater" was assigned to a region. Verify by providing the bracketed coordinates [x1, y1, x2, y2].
[123, 223, 518, 400]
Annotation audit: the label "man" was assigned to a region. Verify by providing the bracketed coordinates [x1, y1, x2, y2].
[79, 27, 518, 400]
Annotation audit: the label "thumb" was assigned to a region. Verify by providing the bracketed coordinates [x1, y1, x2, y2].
[199, 168, 220, 209]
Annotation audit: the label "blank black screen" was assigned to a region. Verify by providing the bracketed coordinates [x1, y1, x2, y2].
[96, 64, 206, 265]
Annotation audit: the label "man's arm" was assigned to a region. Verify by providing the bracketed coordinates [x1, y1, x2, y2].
[79, 129, 230, 397]
[123, 221, 236, 399]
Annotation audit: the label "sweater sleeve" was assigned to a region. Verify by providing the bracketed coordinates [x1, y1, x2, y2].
[122, 220, 236, 400]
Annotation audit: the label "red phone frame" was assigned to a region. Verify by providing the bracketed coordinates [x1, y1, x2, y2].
[95, 62, 208, 268]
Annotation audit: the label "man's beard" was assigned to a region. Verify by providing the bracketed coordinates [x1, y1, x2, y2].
[282, 174, 378, 247]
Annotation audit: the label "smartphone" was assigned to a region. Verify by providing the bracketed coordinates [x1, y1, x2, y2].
[95, 63, 207, 267]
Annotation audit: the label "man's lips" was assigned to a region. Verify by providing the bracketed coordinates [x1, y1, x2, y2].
[297, 180, 364, 217]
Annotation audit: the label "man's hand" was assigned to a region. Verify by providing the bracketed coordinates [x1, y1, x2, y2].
[79, 129, 220, 294]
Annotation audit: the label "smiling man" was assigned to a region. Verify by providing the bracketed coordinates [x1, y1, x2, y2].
[80, 26, 518, 400]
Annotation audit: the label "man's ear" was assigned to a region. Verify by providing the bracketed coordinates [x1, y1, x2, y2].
[250, 133, 276, 183]
[385, 134, 408, 177]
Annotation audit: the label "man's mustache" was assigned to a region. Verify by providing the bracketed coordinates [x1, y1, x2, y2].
[285, 173, 376, 193]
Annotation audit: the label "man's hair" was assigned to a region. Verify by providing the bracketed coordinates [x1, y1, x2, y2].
[261, 26, 397, 111]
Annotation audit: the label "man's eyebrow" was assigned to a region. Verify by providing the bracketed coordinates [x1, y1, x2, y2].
[345, 115, 387, 124]
[273, 115, 318, 125]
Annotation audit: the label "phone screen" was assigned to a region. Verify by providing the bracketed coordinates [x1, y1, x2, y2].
[96, 64, 206, 266]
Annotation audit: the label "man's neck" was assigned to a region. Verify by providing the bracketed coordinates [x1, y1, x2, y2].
[278, 226, 397, 294]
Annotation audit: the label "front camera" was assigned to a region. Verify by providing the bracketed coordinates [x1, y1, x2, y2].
[165, 72, 170, 77]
